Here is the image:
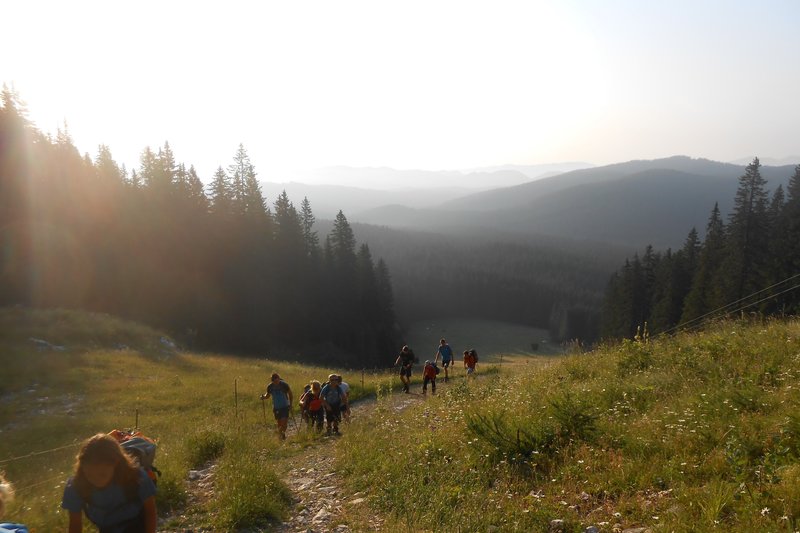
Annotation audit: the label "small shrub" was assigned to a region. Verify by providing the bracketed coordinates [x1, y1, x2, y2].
[155, 475, 187, 514]
[186, 430, 226, 467]
[550, 391, 599, 443]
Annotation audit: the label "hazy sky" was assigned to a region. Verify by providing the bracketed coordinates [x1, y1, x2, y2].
[3, 0, 799, 182]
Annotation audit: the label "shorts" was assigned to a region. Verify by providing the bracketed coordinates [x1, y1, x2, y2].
[399, 365, 412, 377]
[442, 359, 452, 368]
[466, 367, 475, 375]
[273, 406, 290, 420]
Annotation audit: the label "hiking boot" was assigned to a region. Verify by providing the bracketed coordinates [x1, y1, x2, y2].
[333, 427, 340, 435]
[326, 427, 332, 436]
[444, 376, 448, 383]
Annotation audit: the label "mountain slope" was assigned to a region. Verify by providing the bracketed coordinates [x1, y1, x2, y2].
[354, 156, 797, 249]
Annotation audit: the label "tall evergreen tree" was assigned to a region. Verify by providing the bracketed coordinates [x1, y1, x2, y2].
[681, 204, 726, 324]
[720, 157, 770, 305]
[208, 166, 231, 215]
[300, 196, 319, 258]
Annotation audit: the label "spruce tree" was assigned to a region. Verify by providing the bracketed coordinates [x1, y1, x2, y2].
[300, 196, 320, 258]
[681, 204, 726, 324]
[720, 157, 770, 305]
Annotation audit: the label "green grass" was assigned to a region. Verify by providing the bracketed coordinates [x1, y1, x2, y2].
[0, 307, 393, 530]
[337, 317, 800, 532]
[404, 317, 560, 359]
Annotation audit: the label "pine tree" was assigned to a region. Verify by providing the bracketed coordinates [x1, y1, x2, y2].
[330, 210, 357, 269]
[720, 157, 770, 305]
[95, 144, 123, 183]
[300, 196, 320, 258]
[208, 166, 231, 215]
[681, 203, 726, 324]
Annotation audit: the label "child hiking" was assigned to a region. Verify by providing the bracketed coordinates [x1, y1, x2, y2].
[395, 345, 416, 393]
[300, 380, 325, 432]
[434, 338, 454, 382]
[321, 374, 346, 435]
[464, 349, 478, 378]
[61, 433, 157, 533]
[0, 474, 28, 533]
[260, 372, 294, 440]
[422, 360, 439, 394]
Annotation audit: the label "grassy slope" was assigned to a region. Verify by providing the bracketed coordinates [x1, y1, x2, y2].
[0, 308, 393, 531]
[337, 318, 800, 532]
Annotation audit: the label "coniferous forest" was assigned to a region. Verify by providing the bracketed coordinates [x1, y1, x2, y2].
[0, 87, 398, 365]
[602, 158, 800, 339]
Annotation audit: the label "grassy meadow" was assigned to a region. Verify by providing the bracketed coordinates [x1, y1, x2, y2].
[404, 317, 560, 360]
[0, 308, 394, 531]
[337, 318, 800, 532]
[5, 308, 800, 532]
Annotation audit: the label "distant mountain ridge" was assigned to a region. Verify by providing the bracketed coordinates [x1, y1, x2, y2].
[353, 156, 797, 249]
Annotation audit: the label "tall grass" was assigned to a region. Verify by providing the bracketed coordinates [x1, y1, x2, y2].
[337, 317, 800, 532]
[0, 307, 392, 530]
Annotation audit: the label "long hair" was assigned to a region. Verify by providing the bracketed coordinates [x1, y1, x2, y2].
[73, 433, 140, 500]
[0, 473, 13, 517]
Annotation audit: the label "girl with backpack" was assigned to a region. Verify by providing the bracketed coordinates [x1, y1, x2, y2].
[62, 433, 157, 533]
[301, 380, 325, 432]
[422, 360, 439, 394]
[0, 474, 29, 533]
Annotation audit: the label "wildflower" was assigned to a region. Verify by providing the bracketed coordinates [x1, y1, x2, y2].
[761, 507, 770, 516]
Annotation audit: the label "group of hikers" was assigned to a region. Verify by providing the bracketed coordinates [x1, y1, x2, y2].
[0, 338, 479, 533]
[260, 339, 479, 441]
[260, 372, 351, 440]
[394, 338, 479, 394]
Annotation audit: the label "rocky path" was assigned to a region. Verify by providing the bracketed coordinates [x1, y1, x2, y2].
[274, 390, 426, 533]
[162, 381, 438, 532]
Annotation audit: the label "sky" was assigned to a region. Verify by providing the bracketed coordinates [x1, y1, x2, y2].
[3, 0, 799, 183]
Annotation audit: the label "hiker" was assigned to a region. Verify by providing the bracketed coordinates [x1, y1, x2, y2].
[306, 379, 325, 433]
[320, 373, 346, 435]
[336, 375, 351, 423]
[422, 360, 439, 394]
[434, 338, 454, 382]
[62, 433, 157, 533]
[299, 384, 312, 425]
[0, 474, 28, 533]
[395, 345, 416, 393]
[464, 349, 478, 377]
[260, 372, 294, 440]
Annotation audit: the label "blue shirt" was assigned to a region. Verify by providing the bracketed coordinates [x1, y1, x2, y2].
[320, 383, 344, 405]
[0, 524, 28, 533]
[61, 468, 156, 531]
[267, 380, 291, 409]
[437, 344, 453, 361]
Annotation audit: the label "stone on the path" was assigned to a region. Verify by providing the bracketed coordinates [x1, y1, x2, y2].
[312, 508, 330, 523]
[549, 519, 565, 532]
[348, 497, 366, 505]
[622, 528, 651, 533]
[585, 526, 600, 533]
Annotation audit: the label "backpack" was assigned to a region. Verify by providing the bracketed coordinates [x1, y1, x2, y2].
[109, 429, 161, 483]
[434, 364, 440, 375]
[469, 349, 478, 362]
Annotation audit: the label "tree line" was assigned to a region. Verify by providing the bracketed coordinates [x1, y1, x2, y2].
[0, 86, 398, 365]
[602, 158, 800, 339]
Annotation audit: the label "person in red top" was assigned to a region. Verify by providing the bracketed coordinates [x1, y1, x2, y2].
[463, 349, 478, 378]
[422, 360, 438, 394]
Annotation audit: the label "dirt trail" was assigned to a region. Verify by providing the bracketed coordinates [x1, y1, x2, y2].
[162, 377, 453, 532]
[274, 388, 429, 533]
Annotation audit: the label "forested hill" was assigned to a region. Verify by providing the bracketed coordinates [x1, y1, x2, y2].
[313, 220, 620, 342]
[603, 158, 800, 340]
[0, 87, 398, 364]
[354, 156, 796, 250]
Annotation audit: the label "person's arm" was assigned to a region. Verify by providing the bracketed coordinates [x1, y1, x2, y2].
[394, 355, 401, 366]
[142, 495, 157, 533]
[260, 384, 271, 400]
[68, 510, 82, 533]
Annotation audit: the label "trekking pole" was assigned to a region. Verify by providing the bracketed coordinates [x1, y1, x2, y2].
[289, 408, 299, 431]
